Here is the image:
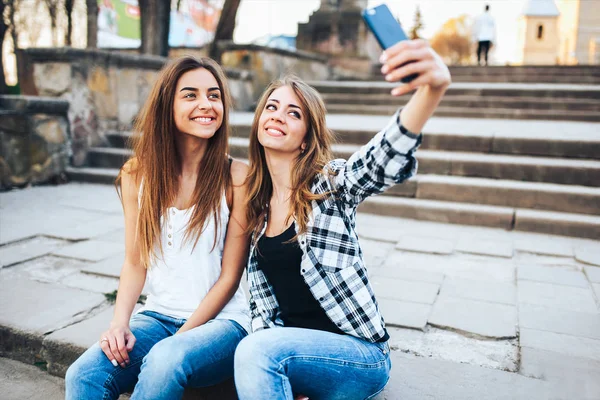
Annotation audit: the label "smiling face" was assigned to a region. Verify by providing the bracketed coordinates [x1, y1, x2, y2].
[257, 85, 308, 155]
[173, 67, 224, 140]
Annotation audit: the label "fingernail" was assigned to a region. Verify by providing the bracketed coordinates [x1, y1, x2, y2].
[111, 359, 118, 367]
[379, 52, 388, 63]
[381, 65, 389, 74]
[385, 74, 392, 81]
[391, 88, 400, 96]
[120, 363, 126, 368]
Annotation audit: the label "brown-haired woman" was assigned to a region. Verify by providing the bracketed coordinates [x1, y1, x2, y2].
[65, 56, 250, 399]
[233, 40, 451, 399]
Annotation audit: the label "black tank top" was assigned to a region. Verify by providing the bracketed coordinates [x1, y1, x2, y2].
[256, 223, 345, 335]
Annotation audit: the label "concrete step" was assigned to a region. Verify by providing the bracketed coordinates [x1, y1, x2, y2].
[325, 104, 600, 122]
[87, 147, 130, 169]
[359, 196, 600, 239]
[229, 138, 600, 187]
[310, 81, 600, 100]
[107, 128, 600, 160]
[321, 93, 600, 112]
[404, 175, 600, 216]
[66, 166, 120, 185]
[367, 65, 600, 84]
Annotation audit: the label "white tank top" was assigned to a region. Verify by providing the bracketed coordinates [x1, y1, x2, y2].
[137, 184, 250, 333]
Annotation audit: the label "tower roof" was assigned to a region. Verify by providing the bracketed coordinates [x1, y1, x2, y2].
[522, 0, 560, 17]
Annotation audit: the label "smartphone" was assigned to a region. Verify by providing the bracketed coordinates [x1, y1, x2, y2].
[361, 4, 417, 83]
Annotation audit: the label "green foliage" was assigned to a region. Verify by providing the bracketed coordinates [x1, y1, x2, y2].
[104, 290, 147, 305]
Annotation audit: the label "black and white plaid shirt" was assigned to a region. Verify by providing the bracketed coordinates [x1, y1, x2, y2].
[247, 109, 422, 342]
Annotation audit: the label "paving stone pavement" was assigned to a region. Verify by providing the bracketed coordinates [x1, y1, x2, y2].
[1, 183, 599, 399]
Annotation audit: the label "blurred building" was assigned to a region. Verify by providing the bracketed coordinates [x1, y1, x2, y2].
[296, 0, 369, 56]
[557, 0, 600, 65]
[516, 0, 599, 65]
[516, 0, 560, 65]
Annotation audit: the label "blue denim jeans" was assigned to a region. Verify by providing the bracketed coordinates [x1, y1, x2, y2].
[65, 310, 247, 400]
[234, 327, 391, 400]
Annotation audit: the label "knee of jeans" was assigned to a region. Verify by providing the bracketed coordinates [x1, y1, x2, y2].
[142, 338, 186, 373]
[234, 331, 273, 370]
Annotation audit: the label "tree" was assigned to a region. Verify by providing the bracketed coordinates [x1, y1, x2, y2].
[1, 0, 7, 93]
[43, 0, 60, 46]
[409, 6, 424, 40]
[209, 0, 240, 60]
[139, 0, 171, 57]
[430, 14, 472, 65]
[86, 0, 98, 48]
[64, 0, 74, 46]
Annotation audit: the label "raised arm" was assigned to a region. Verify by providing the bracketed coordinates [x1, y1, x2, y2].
[334, 40, 450, 206]
[100, 159, 147, 368]
[176, 160, 251, 334]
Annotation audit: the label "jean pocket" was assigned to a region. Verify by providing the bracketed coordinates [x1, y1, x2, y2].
[375, 341, 390, 355]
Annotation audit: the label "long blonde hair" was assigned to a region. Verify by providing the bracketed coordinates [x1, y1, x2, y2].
[116, 56, 232, 268]
[246, 76, 336, 239]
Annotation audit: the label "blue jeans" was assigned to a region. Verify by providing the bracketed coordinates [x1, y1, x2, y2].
[234, 327, 391, 400]
[65, 310, 247, 400]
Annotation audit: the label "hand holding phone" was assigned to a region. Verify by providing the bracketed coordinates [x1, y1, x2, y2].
[361, 4, 418, 83]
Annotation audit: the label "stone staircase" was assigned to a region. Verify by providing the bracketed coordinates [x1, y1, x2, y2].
[366, 65, 600, 85]
[67, 112, 600, 240]
[317, 81, 600, 122]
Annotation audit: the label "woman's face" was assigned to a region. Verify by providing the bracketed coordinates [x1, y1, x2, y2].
[257, 85, 308, 154]
[173, 68, 224, 140]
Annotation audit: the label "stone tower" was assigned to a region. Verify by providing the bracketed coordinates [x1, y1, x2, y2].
[516, 0, 560, 65]
[296, 0, 369, 56]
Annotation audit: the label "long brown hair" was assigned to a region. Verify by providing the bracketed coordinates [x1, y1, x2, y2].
[246, 76, 336, 239]
[116, 56, 232, 268]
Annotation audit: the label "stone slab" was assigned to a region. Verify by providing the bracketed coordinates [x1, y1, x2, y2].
[0, 357, 65, 400]
[0, 237, 70, 268]
[39, 215, 124, 241]
[0, 276, 106, 334]
[518, 303, 600, 340]
[439, 277, 516, 305]
[429, 296, 517, 338]
[81, 254, 124, 279]
[377, 298, 431, 330]
[513, 235, 574, 257]
[61, 272, 119, 294]
[517, 281, 598, 314]
[575, 245, 600, 267]
[386, 326, 518, 372]
[520, 328, 600, 362]
[94, 228, 126, 243]
[517, 264, 589, 288]
[0, 255, 89, 285]
[52, 240, 124, 262]
[520, 347, 600, 400]
[370, 277, 440, 304]
[376, 350, 563, 400]
[372, 264, 444, 285]
[456, 237, 514, 258]
[395, 236, 454, 255]
[384, 251, 516, 282]
[584, 265, 600, 283]
[359, 239, 395, 270]
[593, 283, 600, 299]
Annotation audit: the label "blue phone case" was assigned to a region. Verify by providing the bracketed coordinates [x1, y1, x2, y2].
[362, 4, 417, 83]
[361, 4, 408, 50]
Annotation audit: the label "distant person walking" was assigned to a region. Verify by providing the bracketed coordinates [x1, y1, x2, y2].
[473, 4, 496, 66]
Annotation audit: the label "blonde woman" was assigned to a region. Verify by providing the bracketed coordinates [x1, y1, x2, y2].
[234, 40, 451, 399]
[66, 57, 250, 399]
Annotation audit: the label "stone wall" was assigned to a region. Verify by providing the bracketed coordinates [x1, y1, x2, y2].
[16, 48, 253, 167]
[0, 96, 70, 189]
[218, 42, 330, 107]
